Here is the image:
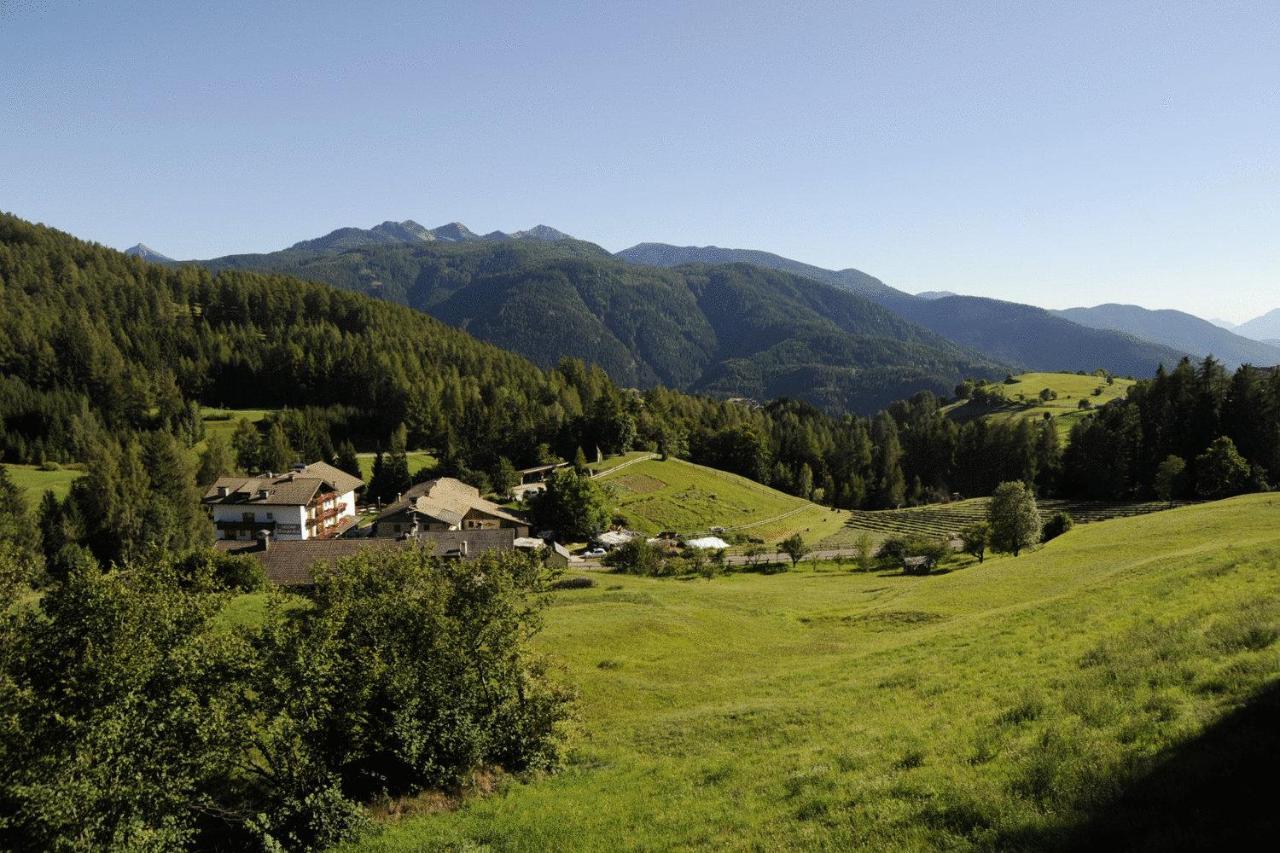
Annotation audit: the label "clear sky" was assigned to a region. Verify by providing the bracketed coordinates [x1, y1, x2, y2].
[2, 1, 1277, 321]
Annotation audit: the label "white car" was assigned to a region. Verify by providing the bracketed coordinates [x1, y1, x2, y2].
[583, 547, 607, 558]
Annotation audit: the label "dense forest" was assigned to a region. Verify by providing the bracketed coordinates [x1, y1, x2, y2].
[2, 213, 1276, 523]
[202, 236, 1008, 413]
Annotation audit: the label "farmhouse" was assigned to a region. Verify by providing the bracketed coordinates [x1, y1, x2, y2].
[372, 477, 527, 538]
[203, 462, 363, 542]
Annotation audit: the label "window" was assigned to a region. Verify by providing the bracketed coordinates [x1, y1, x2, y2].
[266, 512, 274, 520]
[242, 512, 254, 523]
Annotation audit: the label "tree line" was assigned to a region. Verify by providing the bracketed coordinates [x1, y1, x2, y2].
[2, 214, 1276, 518]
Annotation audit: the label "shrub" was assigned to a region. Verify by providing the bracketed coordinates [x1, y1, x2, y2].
[604, 538, 665, 576]
[37, 460, 60, 471]
[550, 576, 596, 590]
[1041, 511, 1074, 543]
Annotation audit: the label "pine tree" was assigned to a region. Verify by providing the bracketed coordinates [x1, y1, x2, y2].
[196, 433, 237, 486]
[261, 420, 295, 474]
[335, 441, 362, 480]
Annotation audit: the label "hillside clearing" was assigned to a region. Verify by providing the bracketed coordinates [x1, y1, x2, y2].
[819, 496, 1191, 547]
[3, 463, 84, 501]
[594, 455, 847, 544]
[946, 371, 1136, 439]
[351, 494, 1280, 850]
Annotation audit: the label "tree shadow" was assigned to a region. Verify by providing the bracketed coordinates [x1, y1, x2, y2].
[1002, 680, 1280, 851]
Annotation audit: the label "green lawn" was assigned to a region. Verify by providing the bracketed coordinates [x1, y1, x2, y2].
[200, 406, 274, 446]
[350, 493, 1280, 850]
[356, 451, 438, 482]
[3, 463, 85, 501]
[595, 455, 847, 544]
[946, 371, 1136, 440]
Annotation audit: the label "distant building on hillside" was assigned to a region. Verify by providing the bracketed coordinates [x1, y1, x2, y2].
[372, 477, 527, 538]
[203, 462, 363, 542]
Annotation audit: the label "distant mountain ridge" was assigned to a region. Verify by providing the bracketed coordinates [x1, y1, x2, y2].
[1234, 308, 1280, 343]
[617, 242, 1186, 376]
[616, 243, 899, 297]
[123, 243, 175, 263]
[288, 220, 575, 253]
[198, 236, 1008, 414]
[1055, 304, 1280, 368]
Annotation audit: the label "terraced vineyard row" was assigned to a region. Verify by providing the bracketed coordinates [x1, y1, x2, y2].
[821, 497, 1193, 547]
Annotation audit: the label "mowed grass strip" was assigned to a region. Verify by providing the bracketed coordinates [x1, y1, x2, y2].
[350, 494, 1280, 851]
[597, 456, 847, 543]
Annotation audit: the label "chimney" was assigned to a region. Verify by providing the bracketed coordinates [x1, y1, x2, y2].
[256, 530, 270, 552]
[217, 485, 229, 498]
[460, 539, 468, 557]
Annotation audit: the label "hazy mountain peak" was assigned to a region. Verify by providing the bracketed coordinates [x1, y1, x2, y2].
[123, 243, 175, 262]
[1234, 308, 1280, 342]
[916, 290, 957, 300]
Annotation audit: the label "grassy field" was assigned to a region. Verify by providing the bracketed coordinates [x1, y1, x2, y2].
[3, 463, 85, 501]
[946, 371, 1136, 439]
[200, 406, 274, 446]
[819, 496, 1191, 548]
[595, 455, 847, 544]
[348, 494, 1280, 850]
[356, 451, 438, 482]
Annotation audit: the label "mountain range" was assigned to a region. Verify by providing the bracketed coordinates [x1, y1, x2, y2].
[618, 243, 1187, 375]
[129, 220, 1278, 411]
[286, 220, 575, 253]
[1054, 304, 1280, 368]
[200, 234, 1006, 413]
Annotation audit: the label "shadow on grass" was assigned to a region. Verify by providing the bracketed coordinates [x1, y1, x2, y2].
[1005, 680, 1280, 851]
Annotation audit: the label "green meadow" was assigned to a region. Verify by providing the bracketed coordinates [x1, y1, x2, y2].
[595, 455, 848, 544]
[356, 451, 438, 483]
[947, 371, 1136, 439]
[348, 494, 1280, 850]
[2, 463, 84, 501]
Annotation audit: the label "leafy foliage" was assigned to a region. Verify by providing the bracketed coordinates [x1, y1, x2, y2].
[988, 481, 1042, 556]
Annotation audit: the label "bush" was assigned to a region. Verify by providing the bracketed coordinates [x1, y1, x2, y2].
[550, 575, 596, 590]
[1041, 512, 1074, 543]
[603, 538, 665, 576]
[37, 460, 60, 471]
[878, 535, 950, 568]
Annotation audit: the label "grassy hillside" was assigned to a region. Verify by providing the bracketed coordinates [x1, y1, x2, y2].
[820, 495, 1187, 547]
[595, 454, 847, 544]
[946, 371, 1136, 439]
[351, 494, 1280, 849]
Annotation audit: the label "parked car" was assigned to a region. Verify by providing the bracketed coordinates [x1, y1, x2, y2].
[583, 547, 607, 558]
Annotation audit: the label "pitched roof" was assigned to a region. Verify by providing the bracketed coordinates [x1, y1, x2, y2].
[376, 477, 525, 527]
[214, 528, 520, 586]
[203, 461, 364, 507]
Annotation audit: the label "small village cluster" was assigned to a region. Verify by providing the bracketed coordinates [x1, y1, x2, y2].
[203, 461, 571, 585]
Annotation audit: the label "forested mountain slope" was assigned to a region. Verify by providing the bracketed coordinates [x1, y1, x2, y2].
[619, 242, 1188, 376]
[200, 239, 1008, 413]
[1055, 303, 1280, 368]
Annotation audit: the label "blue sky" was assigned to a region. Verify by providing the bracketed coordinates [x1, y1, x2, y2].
[2, 1, 1276, 321]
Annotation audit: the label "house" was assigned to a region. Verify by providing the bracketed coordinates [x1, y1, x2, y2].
[215, 527, 526, 587]
[203, 462, 363, 542]
[372, 477, 527, 539]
